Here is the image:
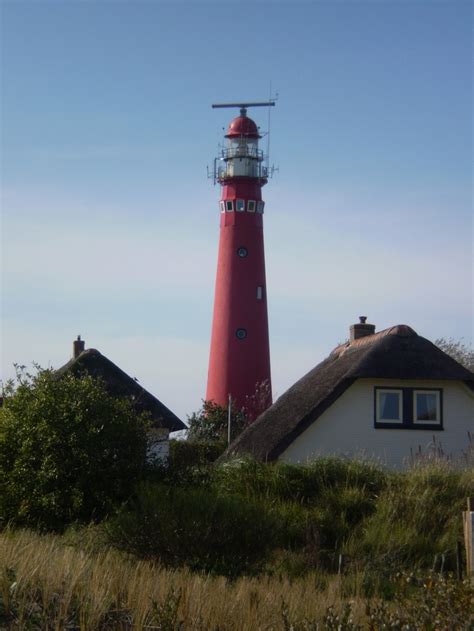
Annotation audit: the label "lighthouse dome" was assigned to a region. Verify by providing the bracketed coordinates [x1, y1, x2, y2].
[226, 115, 260, 139]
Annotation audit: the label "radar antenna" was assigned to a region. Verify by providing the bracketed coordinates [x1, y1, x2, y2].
[211, 100, 276, 117]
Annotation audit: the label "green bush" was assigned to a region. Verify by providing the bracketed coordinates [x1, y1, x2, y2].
[215, 457, 387, 507]
[0, 366, 148, 531]
[347, 461, 474, 570]
[105, 482, 282, 577]
[143, 439, 226, 488]
[186, 400, 248, 443]
[169, 439, 225, 467]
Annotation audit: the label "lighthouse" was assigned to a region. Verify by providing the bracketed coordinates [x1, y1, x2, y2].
[206, 101, 275, 415]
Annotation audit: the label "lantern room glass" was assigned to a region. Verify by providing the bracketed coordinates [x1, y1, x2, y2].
[227, 137, 258, 158]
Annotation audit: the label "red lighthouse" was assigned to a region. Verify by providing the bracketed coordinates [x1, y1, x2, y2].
[206, 101, 275, 414]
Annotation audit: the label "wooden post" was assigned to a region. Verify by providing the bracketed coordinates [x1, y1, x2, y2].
[338, 553, 343, 575]
[463, 497, 474, 579]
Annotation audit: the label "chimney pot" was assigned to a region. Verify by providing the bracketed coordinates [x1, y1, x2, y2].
[350, 317, 375, 342]
[73, 335, 85, 359]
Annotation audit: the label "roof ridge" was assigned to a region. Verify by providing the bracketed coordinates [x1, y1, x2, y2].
[331, 324, 417, 358]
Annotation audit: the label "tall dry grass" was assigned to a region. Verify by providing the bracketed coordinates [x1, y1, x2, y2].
[1, 529, 472, 629]
[0, 529, 365, 630]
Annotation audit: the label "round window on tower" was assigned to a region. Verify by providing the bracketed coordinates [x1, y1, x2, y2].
[237, 247, 248, 258]
[235, 328, 247, 340]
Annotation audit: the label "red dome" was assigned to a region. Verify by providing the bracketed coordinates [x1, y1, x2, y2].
[226, 115, 260, 139]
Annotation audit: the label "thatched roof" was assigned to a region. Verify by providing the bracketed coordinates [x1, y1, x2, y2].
[57, 349, 186, 432]
[225, 325, 474, 462]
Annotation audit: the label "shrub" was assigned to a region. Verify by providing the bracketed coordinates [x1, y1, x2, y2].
[105, 482, 281, 577]
[186, 400, 248, 443]
[215, 457, 387, 507]
[347, 461, 474, 570]
[0, 366, 148, 530]
[143, 440, 225, 488]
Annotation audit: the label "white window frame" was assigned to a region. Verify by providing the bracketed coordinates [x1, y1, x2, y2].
[247, 200, 256, 213]
[219, 201, 226, 213]
[376, 389, 403, 423]
[236, 199, 245, 212]
[413, 390, 441, 424]
[226, 200, 234, 212]
[257, 201, 265, 214]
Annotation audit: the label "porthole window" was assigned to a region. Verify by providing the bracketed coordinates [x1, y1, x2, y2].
[235, 328, 247, 340]
[247, 200, 256, 213]
[219, 201, 225, 213]
[237, 247, 248, 258]
[236, 199, 245, 212]
[257, 201, 265, 214]
[226, 200, 234, 212]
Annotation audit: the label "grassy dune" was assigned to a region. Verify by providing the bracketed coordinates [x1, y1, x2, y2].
[1, 529, 472, 630]
[1, 459, 473, 628]
[1, 529, 363, 629]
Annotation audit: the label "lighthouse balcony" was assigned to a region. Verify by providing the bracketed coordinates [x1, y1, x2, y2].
[216, 164, 269, 183]
[221, 147, 265, 161]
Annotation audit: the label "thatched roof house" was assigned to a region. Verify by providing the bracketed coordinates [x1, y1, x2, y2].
[225, 320, 474, 467]
[57, 337, 186, 433]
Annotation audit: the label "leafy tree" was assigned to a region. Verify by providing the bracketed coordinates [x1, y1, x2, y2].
[187, 381, 272, 444]
[0, 365, 148, 530]
[435, 338, 474, 372]
[187, 400, 248, 444]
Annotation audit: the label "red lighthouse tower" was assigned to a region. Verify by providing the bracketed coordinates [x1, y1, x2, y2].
[206, 101, 275, 414]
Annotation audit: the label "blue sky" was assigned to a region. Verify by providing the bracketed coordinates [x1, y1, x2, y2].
[1, 1, 472, 423]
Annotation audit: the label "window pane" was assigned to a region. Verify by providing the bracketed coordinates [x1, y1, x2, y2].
[416, 393, 438, 421]
[379, 392, 400, 420]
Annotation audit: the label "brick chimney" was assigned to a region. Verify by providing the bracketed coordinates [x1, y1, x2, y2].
[350, 316, 375, 342]
[73, 335, 85, 358]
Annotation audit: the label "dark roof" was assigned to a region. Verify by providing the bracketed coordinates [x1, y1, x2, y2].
[56, 349, 186, 432]
[225, 325, 474, 462]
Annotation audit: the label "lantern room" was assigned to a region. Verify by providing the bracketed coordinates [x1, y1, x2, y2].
[213, 107, 268, 183]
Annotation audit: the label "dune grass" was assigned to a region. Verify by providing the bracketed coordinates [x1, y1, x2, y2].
[1, 528, 472, 630]
[0, 528, 366, 630]
[1, 459, 473, 628]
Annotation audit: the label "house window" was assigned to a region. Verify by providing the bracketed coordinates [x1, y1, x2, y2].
[374, 387, 443, 430]
[414, 390, 441, 423]
[256, 285, 264, 300]
[257, 201, 265, 214]
[226, 200, 234, 212]
[220, 201, 225, 213]
[376, 389, 402, 423]
[236, 199, 245, 212]
[247, 200, 256, 213]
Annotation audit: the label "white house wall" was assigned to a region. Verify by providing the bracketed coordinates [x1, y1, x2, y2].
[280, 379, 474, 468]
[147, 427, 170, 465]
